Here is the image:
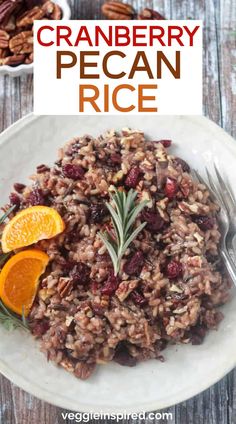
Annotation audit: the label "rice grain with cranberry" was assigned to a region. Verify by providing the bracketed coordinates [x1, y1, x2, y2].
[6, 128, 231, 379]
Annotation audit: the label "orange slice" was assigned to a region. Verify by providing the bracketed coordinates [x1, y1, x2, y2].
[1, 206, 65, 253]
[0, 249, 49, 316]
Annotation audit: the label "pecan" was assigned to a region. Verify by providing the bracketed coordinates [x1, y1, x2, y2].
[51, 3, 61, 20]
[41, 0, 55, 16]
[115, 280, 138, 302]
[24, 51, 33, 63]
[25, 0, 43, 8]
[74, 362, 96, 380]
[16, 5, 45, 27]
[138, 8, 165, 20]
[9, 30, 33, 54]
[57, 277, 73, 298]
[60, 358, 75, 373]
[0, 29, 9, 48]
[0, 0, 21, 25]
[1, 15, 16, 31]
[101, 1, 135, 20]
[0, 48, 9, 58]
[0, 53, 25, 65]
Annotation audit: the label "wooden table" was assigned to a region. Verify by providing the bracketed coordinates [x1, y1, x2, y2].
[0, 0, 235, 423]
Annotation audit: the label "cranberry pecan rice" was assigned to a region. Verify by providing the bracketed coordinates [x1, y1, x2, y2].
[5, 128, 231, 380]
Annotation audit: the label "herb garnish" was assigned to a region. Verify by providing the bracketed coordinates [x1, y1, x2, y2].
[98, 189, 147, 276]
[0, 206, 29, 331]
[0, 300, 29, 331]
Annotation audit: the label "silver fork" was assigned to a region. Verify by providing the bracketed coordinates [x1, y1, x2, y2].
[193, 165, 236, 287]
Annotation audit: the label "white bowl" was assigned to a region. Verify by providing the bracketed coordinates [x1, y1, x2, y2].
[0, 0, 71, 77]
[0, 114, 236, 413]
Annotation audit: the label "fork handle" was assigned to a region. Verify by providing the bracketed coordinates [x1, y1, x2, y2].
[222, 249, 236, 287]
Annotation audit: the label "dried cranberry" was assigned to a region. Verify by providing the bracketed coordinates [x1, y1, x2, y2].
[9, 193, 21, 210]
[158, 140, 172, 148]
[90, 280, 100, 294]
[125, 167, 142, 188]
[31, 320, 49, 337]
[191, 325, 207, 345]
[63, 260, 77, 271]
[174, 157, 190, 173]
[155, 339, 168, 351]
[141, 209, 164, 232]
[62, 164, 85, 180]
[70, 262, 91, 285]
[192, 215, 215, 231]
[166, 261, 183, 279]
[164, 178, 178, 199]
[13, 183, 26, 193]
[101, 273, 119, 296]
[130, 290, 147, 307]
[66, 230, 81, 244]
[92, 302, 105, 316]
[89, 203, 108, 224]
[123, 251, 144, 276]
[27, 188, 46, 206]
[110, 153, 122, 164]
[113, 342, 137, 367]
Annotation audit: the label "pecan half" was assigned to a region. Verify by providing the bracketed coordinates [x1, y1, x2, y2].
[57, 277, 73, 298]
[101, 1, 135, 20]
[74, 362, 96, 380]
[115, 280, 138, 302]
[0, 53, 25, 65]
[24, 51, 33, 63]
[0, 48, 9, 58]
[9, 30, 33, 54]
[0, 29, 9, 48]
[1, 15, 16, 32]
[41, 0, 55, 16]
[138, 8, 165, 20]
[16, 5, 45, 27]
[0, 0, 21, 25]
[51, 3, 61, 20]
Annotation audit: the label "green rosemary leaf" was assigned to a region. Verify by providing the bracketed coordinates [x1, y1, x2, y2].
[22, 306, 29, 329]
[0, 253, 10, 267]
[125, 200, 148, 236]
[122, 222, 147, 254]
[0, 300, 29, 331]
[98, 232, 119, 275]
[98, 188, 147, 276]
[105, 202, 122, 244]
[0, 205, 15, 225]
[124, 189, 137, 222]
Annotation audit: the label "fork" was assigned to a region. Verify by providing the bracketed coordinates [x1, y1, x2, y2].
[193, 165, 236, 287]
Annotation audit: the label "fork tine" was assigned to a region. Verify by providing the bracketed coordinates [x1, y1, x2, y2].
[193, 169, 205, 185]
[205, 168, 222, 203]
[214, 163, 236, 213]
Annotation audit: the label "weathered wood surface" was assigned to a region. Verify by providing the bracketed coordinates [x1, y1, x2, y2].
[0, 0, 235, 423]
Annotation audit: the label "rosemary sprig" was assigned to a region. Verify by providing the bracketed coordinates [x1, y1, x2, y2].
[0, 300, 29, 331]
[0, 205, 29, 331]
[98, 189, 147, 276]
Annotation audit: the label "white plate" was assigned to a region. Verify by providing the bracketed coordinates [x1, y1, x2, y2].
[0, 114, 236, 413]
[0, 0, 71, 77]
